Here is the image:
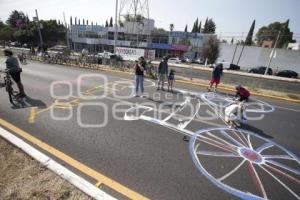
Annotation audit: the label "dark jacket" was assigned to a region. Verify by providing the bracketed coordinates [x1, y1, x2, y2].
[158, 61, 168, 74]
[212, 65, 223, 79]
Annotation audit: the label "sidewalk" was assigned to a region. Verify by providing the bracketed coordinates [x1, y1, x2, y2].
[0, 137, 92, 200]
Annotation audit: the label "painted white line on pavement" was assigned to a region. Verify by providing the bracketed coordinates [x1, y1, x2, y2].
[0, 126, 117, 200]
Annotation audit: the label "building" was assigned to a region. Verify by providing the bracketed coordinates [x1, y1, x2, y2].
[68, 18, 214, 58]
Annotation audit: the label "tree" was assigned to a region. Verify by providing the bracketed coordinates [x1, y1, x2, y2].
[203, 17, 208, 33]
[0, 25, 13, 41]
[201, 36, 220, 64]
[245, 20, 255, 46]
[70, 16, 73, 25]
[184, 25, 187, 32]
[191, 22, 195, 32]
[109, 17, 113, 27]
[0, 20, 5, 29]
[169, 23, 174, 32]
[203, 18, 216, 34]
[105, 20, 108, 27]
[6, 10, 27, 29]
[195, 18, 198, 32]
[198, 21, 202, 33]
[256, 20, 293, 48]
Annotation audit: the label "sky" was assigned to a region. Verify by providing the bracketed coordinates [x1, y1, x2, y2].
[0, 0, 299, 41]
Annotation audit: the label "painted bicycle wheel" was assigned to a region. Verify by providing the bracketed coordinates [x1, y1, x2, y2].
[189, 127, 300, 200]
[201, 92, 275, 113]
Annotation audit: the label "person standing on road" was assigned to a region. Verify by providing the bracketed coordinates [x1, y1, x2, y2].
[134, 57, 145, 97]
[157, 57, 168, 91]
[168, 69, 175, 93]
[208, 63, 223, 92]
[4, 49, 26, 98]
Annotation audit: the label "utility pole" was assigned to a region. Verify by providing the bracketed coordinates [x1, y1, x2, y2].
[236, 43, 245, 66]
[114, 0, 118, 53]
[236, 32, 245, 66]
[265, 30, 281, 75]
[35, 9, 43, 50]
[231, 42, 238, 64]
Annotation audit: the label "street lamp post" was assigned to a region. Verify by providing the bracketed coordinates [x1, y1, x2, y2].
[265, 31, 281, 75]
[114, 0, 118, 53]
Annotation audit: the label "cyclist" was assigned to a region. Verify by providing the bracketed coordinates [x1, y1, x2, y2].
[4, 49, 26, 98]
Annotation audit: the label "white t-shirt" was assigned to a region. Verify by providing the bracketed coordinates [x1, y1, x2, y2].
[225, 104, 239, 121]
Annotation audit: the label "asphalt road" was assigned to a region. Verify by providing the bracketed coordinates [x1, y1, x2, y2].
[0, 59, 299, 200]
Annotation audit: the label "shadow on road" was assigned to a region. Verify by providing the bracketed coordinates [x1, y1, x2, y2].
[240, 123, 273, 139]
[12, 96, 47, 109]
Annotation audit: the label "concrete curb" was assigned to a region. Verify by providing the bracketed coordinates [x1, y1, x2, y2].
[0, 126, 117, 200]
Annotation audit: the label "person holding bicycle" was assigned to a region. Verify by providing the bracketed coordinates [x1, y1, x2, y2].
[4, 49, 26, 98]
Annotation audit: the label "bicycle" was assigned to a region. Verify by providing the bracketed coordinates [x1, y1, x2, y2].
[0, 69, 18, 104]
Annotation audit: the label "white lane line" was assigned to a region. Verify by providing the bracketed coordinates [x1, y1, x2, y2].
[0, 127, 117, 200]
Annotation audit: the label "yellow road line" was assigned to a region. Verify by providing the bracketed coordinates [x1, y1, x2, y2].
[95, 182, 102, 188]
[0, 118, 149, 200]
[28, 107, 38, 123]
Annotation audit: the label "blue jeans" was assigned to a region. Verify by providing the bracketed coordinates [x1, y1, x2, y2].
[135, 75, 144, 94]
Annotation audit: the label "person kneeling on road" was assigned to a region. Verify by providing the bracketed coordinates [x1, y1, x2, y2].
[235, 85, 250, 102]
[225, 101, 246, 129]
[234, 85, 250, 120]
[4, 49, 26, 98]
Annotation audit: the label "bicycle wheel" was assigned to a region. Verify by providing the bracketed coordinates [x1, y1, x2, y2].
[189, 127, 300, 200]
[5, 78, 14, 104]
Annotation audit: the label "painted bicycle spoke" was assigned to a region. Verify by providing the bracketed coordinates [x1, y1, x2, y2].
[260, 165, 300, 199]
[231, 130, 249, 147]
[256, 142, 274, 153]
[220, 130, 245, 147]
[247, 134, 253, 149]
[206, 131, 240, 148]
[197, 135, 237, 152]
[196, 150, 239, 158]
[265, 160, 300, 176]
[196, 137, 236, 153]
[264, 163, 300, 185]
[247, 161, 268, 199]
[263, 155, 294, 160]
[218, 160, 246, 182]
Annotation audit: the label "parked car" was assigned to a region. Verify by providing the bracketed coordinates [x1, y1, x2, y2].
[275, 70, 298, 78]
[248, 66, 273, 75]
[181, 57, 191, 63]
[191, 58, 204, 64]
[211, 61, 230, 69]
[168, 57, 181, 64]
[228, 64, 240, 70]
